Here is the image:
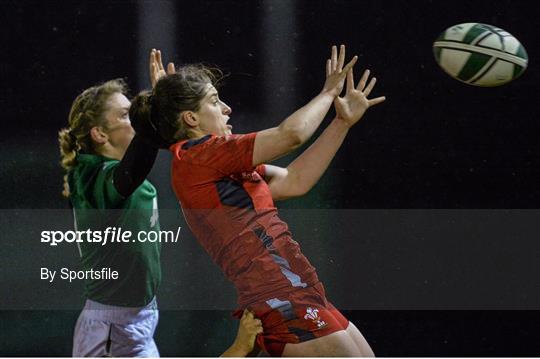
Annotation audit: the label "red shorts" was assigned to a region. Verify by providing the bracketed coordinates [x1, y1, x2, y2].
[234, 283, 349, 356]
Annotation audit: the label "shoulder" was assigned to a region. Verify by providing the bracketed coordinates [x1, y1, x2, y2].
[170, 134, 249, 162]
[129, 178, 157, 203]
[170, 133, 258, 153]
[72, 154, 118, 181]
[169, 134, 213, 157]
[77, 154, 120, 188]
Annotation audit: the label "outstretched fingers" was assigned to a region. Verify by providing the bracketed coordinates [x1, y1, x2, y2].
[328, 44, 356, 77]
[155, 50, 165, 71]
[360, 72, 385, 106]
[341, 55, 358, 78]
[337, 44, 345, 71]
[346, 67, 354, 94]
[331, 45, 338, 72]
[368, 96, 386, 106]
[326, 59, 331, 77]
[363, 77, 377, 97]
[149, 49, 156, 75]
[357, 69, 370, 91]
[167, 62, 175, 74]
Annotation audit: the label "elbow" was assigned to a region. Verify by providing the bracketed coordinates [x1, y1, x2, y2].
[289, 133, 303, 150]
[278, 186, 309, 200]
[285, 169, 311, 198]
[294, 185, 310, 197]
[279, 123, 305, 149]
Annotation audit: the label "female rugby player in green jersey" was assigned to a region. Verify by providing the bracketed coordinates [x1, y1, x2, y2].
[59, 50, 262, 357]
[59, 50, 171, 356]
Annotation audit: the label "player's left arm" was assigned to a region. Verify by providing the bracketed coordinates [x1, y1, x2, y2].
[263, 118, 350, 201]
[265, 67, 385, 201]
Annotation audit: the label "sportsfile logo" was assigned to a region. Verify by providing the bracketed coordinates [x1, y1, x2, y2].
[40, 227, 181, 246]
[304, 307, 327, 329]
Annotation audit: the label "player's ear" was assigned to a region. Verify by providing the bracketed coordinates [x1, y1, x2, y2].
[180, 111, 198, 128]
[90, 126, 108, 145]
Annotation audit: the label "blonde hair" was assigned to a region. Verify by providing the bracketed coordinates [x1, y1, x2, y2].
[58, 79, 127, 197]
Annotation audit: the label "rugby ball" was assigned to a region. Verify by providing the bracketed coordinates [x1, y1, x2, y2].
[433, 23, 528, 86]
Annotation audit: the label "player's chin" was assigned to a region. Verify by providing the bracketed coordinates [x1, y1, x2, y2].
[122, 131, 136, 145]
[125, 128, 136, 141]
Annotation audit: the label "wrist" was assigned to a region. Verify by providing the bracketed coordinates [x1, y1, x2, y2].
[231, 340, 250, 355]
[333, 116, 352, 130]
[319, 89, 338, 101]
[221, 344, 245, 357]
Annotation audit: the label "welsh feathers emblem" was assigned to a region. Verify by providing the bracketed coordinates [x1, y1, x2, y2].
[304, 307, 327, 329]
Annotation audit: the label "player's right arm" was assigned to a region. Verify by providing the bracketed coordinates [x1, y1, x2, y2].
[252, 45, 357, 166]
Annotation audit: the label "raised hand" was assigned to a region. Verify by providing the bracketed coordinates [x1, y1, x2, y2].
[149, 49, 175, 88]
[334, 67, 386, 127]
[322, 45, 358, 97]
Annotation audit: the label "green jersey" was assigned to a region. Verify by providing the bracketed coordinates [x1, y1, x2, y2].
[68, 154, 161, 307]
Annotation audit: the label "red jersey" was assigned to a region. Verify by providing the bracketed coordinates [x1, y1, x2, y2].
[169, 133, 319, 306]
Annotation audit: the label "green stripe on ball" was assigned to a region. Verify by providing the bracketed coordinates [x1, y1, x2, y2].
[516, 44, 528, 61]
[462, 23, 487, 45]
[457, 52, 492, 82]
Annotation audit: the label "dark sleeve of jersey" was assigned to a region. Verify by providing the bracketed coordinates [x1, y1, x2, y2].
[112, 134, 159, 198]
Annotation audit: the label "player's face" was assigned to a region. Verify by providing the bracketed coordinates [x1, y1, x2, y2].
[102, 93, 135, 155]
[194, 84, 233, 136]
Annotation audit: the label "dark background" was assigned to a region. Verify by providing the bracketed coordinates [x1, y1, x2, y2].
[1, 0, 540, 356]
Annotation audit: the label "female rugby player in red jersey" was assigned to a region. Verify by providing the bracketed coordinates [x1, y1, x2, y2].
[130, 45, 385, 356]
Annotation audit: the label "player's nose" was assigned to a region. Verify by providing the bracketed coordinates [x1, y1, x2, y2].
[222, 102, 232, 116]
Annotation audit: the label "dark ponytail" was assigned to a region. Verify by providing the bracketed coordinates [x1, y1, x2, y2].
[130, 91, 174, 149]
